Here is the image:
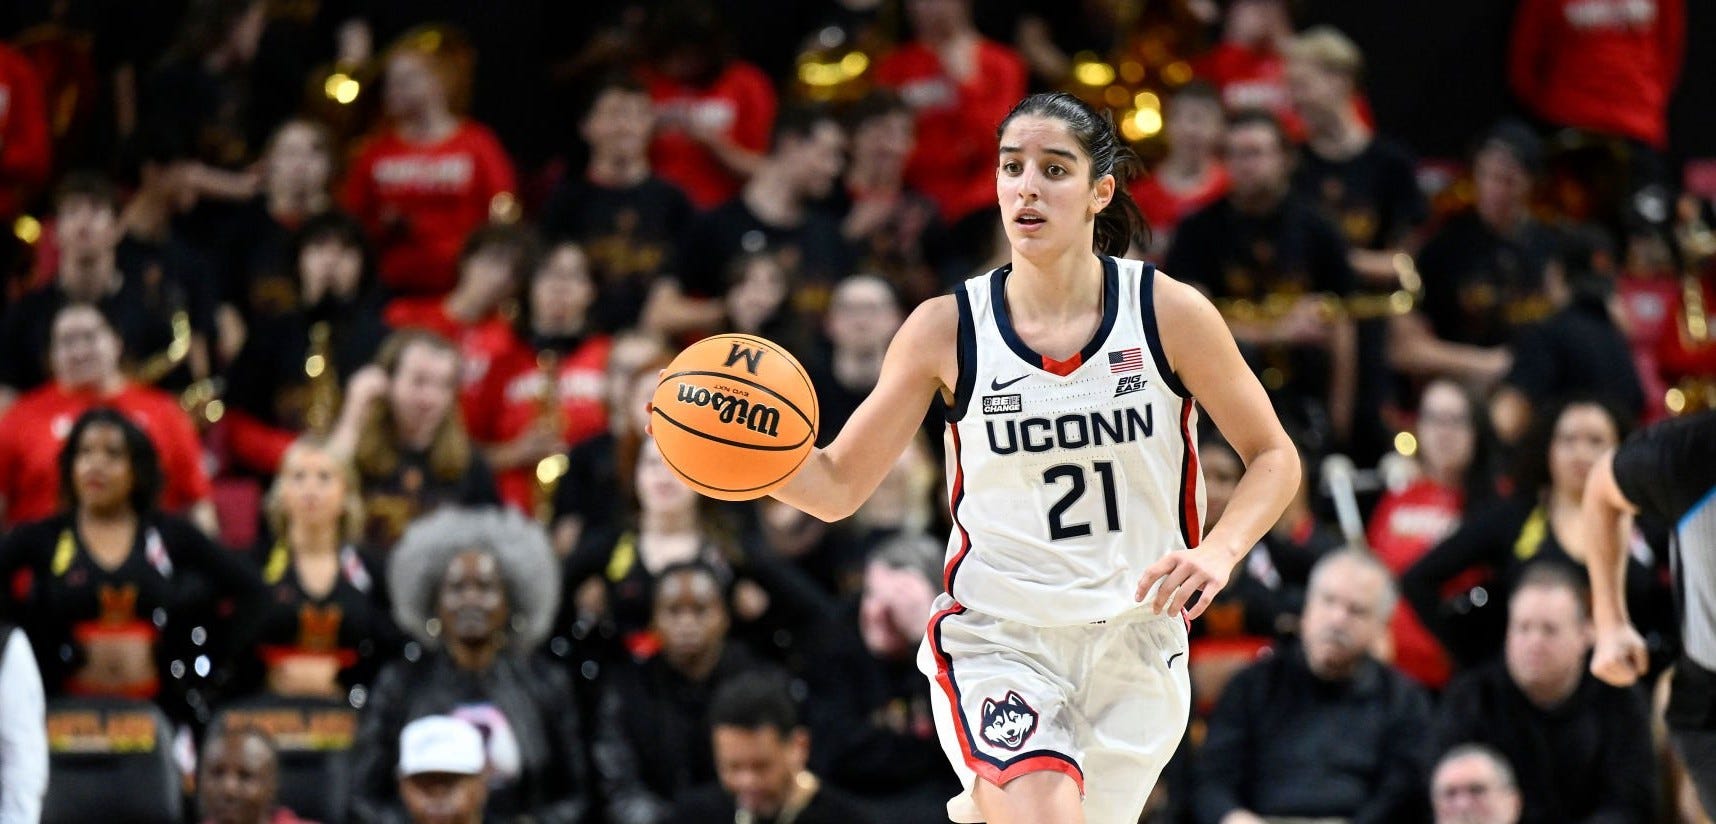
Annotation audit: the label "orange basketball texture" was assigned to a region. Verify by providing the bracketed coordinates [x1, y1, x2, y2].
[651, 334, 819, 500]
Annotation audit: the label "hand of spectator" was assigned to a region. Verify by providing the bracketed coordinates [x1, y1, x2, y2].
[1275, 297, 1332, 346]
[843, 195, 898, 242]
[1590, 622, 1649, 687]
[346, 365, 390, 410]
[509, 424, 565, 467]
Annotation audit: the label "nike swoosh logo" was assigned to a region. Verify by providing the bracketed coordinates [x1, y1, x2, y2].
[1166, 651, 1184, 668]
[990, 375, 1028, 391]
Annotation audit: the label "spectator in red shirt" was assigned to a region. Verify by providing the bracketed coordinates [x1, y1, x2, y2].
[199, 724, 320, 824]
[470, 241, 612, 517]
[1130, 81, 1229, 257]
[638, 0, 777, 211]
[1192, 0, 1298, 130]
[1367, 379, 1497, 689]
[874, 0, 1027, 242]
[383, 223, 540, 416]
[0, 42, 52, 223]
[341, 31, 518, 298]
[1508, 0, 1684, 152]
[0, 302, 214, 533]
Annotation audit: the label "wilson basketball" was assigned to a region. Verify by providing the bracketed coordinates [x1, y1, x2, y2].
[650, 333, 819, 500]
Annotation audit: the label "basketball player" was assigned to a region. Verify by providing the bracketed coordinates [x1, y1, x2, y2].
[1581, 409, 1716, 811]
[769, 92, 1301, 824]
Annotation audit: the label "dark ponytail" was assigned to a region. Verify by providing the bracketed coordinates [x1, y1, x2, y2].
[997, 92, 1150, 257]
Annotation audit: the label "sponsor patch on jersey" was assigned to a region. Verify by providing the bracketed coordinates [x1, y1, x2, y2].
[979, 690, 1039, 750]
[982, 394, 1023, 414]
[1115, 374, 1148, 397]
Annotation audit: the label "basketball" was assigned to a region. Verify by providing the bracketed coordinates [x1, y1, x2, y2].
[650, 333, 819, 501]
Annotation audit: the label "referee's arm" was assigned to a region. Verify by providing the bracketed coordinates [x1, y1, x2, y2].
[1581, 449, 1649, 687]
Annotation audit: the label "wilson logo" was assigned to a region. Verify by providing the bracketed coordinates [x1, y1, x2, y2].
[676, 383, 782, 437]
[724, 343, 765, 374]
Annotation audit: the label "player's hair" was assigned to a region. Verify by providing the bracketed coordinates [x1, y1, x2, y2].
[58, 407, 164, 516]
[388, 506, 561, 651]
[997, 93, 1150, 256]
[355, 329, 471, 484]
[709, 671, 800, 736]
[1436, 743, 1518, 791]
[1308, 548, 1399, 620]
[1510, 560, 1592, 621]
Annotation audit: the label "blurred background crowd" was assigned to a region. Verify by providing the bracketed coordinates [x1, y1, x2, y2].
[0, 0, 1711, 822]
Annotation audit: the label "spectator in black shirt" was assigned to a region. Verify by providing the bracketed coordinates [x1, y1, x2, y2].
[541, 74, 694, 333]
[1431, 563, 1655, 824]
[660, 105, 852, 336]
[806, 274, 904, 447]
[1391, 121, 1559, 389]
[1193, 550, 1432, 824]
[672, 671, 878, 824]
[1584, 410, 1716, 811]
[1167, 110, 1359, 453]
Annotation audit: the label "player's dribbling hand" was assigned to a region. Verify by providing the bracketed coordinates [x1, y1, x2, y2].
[1590, 623, 1650, 687]
[1136, 546, 1233, 620]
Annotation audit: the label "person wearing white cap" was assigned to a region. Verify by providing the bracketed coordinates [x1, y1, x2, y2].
[398, 716, 488, 824]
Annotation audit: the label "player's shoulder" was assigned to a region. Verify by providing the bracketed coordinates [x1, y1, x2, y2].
[899, 292, 961, 344]
[1144, 266, 1219, 320]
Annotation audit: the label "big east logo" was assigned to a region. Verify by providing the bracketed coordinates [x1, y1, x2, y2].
[674, 383, 783, 437]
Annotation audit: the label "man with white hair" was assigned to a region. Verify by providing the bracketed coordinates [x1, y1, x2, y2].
[1194, 549, 1432, 824]
[1431, 744, 1522, 824]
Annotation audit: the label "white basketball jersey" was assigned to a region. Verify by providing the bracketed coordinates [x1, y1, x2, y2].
[941, 257, 1204, 626]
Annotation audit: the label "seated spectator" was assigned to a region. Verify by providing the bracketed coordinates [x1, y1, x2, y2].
[662, 105, 852, 334]
[0, 618, 46, 824]
[832, 91, 956, 308]
[550, 336, 668, 557]
[540, 73, 693, 333]
[638, 0, 777, 211]
[341, 28, 517, 298]
[671, 672, 878, 824]
[1368, 379, 1497, 689]
[0, 408, 259, 719]
[232, 437, 398, 702]
[874, 0, 1026, 245]
[351, 507, 587, 824]
[0, 303, 215, 532]
[0, 173, 206, 404]
[1490, 228, 1645, 443]
[806, 274, 905, 447]
[469, 241, 611, 516]
[1167, 109, 1359, 454]
[327, 329, 500, 550]
[223, 212, 390, 475]
[594, 560, 783, 824]
[1131, 81, 1229, 257]
[396, 715, 488, 824]
[198, 723, 317, 824]
[1431, 564, 1655, 824]
[1390, 121, 1559, 390]
[1431, 744, 1522, 824]
[1403, 397, 1672, 670]
[383, 223, 540, 411]
[805, 533, 958, 821]
[1193, 550, 1432, 824]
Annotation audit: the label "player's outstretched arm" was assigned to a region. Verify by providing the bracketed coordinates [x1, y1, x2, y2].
[1581, 449, 1649, 686]
[771, 296, 957, 523]
[1136, 274, 1300, 619]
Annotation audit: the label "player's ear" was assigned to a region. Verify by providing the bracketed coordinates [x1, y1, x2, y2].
[1091, 173, 1115, 217]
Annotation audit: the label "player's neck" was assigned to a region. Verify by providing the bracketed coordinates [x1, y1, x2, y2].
[1008, 247, 1104, 324]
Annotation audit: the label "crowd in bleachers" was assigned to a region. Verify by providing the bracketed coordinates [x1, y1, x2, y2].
[0, 0, 1708, 822]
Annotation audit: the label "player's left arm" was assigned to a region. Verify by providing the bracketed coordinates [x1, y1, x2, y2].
[1136, 274, 1301, 619]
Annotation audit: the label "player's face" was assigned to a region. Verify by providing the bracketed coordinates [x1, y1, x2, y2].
[997, 115, 1112, 258]
[49, 307, 121, 387]
[1432, 755, 1520, 824]
[266, 121, 331, 195]
[581, 88, 654, 157]
[1416, 381, 1475, 483]
[1166, 98, 1224, 159]
[1546, 404, 1617, 499]
[1224, 123, 1289, 199]
[198, 734, 277, 824]
[72, 422, 134, 513]
[437, 550, 510, 648]
[653, 569, 729, 668]
[530, 245, 596, 332]
[712, 726, 809, 818]
[388, 342, 460, 438]
[278, 445, 348, 532]
[1504, 586, 1591, 697]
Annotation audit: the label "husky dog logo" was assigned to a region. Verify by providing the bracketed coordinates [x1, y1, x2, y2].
[980, 691, 1039, 750]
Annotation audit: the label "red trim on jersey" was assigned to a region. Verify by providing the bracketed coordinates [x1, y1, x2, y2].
[1178, 400, 1202, 548]
[1040, 352, 1082, 376]
[942, 422, 972, 595]
[926, 602, 1087, 793]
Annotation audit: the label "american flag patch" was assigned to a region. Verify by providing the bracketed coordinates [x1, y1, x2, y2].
[1108, 347, 1143, 373]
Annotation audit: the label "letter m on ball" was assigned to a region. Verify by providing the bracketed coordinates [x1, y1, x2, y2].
[724, 343, 765, 374]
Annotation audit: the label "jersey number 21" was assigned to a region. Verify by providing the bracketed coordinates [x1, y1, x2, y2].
[1043, 462, 1120, 540]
